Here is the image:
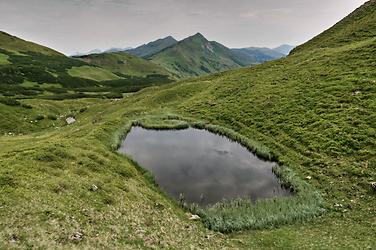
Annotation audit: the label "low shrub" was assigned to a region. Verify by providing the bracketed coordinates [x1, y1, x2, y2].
[21, 103, 33, 109]
[34, 114, 45, 121]
[105, 92, 123, 99]
[47, 114, 57, 120]
[0, 98, 21, 106]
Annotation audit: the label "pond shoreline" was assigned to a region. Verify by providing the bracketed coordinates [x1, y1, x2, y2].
[111, 114, 324, 232]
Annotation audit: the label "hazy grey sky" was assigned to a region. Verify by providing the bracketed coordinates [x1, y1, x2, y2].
[0, 0, 369, 55]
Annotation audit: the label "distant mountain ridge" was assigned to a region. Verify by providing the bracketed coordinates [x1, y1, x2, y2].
[149, 33, 245, 78]
[74, 34, 295, 80]
[146, 33, 294, 78]
[72, 47, 133, 57]
[231, 47, 285, 65]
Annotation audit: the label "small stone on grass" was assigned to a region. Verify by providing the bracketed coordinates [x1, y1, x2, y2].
[90, 184, 98, 192]
[189, 214, 200, 220]
[71, 232, 84, 241]
[66, 117, 76, 125]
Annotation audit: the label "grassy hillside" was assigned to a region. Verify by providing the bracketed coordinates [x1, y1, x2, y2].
[75, 52, 172, 78]
[127, 36, 177, 58]
[0, 1, 375, 248]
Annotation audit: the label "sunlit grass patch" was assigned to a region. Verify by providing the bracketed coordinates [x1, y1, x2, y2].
[0, 53, 10, 65]
[67, 65, 121, 82]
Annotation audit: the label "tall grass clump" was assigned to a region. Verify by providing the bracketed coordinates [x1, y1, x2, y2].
[190, 167, 323, 232]
[112, 114, 324, 232]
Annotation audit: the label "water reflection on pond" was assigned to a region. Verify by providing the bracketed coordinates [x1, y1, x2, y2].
[118, 127, 291, 206]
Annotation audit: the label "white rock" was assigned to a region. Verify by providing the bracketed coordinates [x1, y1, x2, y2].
[90, 184, 98, 192]
[371, 182, 376, 191]
[66, 117, 76, 125]
[189, 214, 200, 220]
[71, 232, 84, 241]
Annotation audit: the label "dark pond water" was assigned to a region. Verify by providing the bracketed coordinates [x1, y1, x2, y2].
[118, 127, 291, 206]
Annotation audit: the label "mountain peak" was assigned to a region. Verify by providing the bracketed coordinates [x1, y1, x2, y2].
[184, 32, 208, 43]
[165, 36, 177, 41]
[193, 32, 206, 39]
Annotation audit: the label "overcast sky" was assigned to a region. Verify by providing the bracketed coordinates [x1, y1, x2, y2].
[0, 0, 369, 55]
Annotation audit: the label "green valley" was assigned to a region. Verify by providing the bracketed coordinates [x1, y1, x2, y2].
[0, 32, 174, 100]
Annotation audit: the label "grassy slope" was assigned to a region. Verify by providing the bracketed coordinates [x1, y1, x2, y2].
[150, 33, 243, 79]
[75, 52, 172, 77]
[0, 1, 376, 249]
[67, 65, 121, 82]
[0, 32, 98, 97]
[0, 31, 63, 56]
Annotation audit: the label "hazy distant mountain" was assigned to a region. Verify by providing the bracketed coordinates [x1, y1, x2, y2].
[105, 47, 133, 53]
[127, 36, 178, 58]
[72, 47, 133, 56]
[72, 49, 103, 57]
[273, 44, 295, 55]
[231, 47, 285, 65]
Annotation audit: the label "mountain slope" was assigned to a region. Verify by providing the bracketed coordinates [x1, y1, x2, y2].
[127, 36, 177, 58]
[150, 33, 247, 78]
[0, 31, 63, 56]
[74, 52, 172, 78]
